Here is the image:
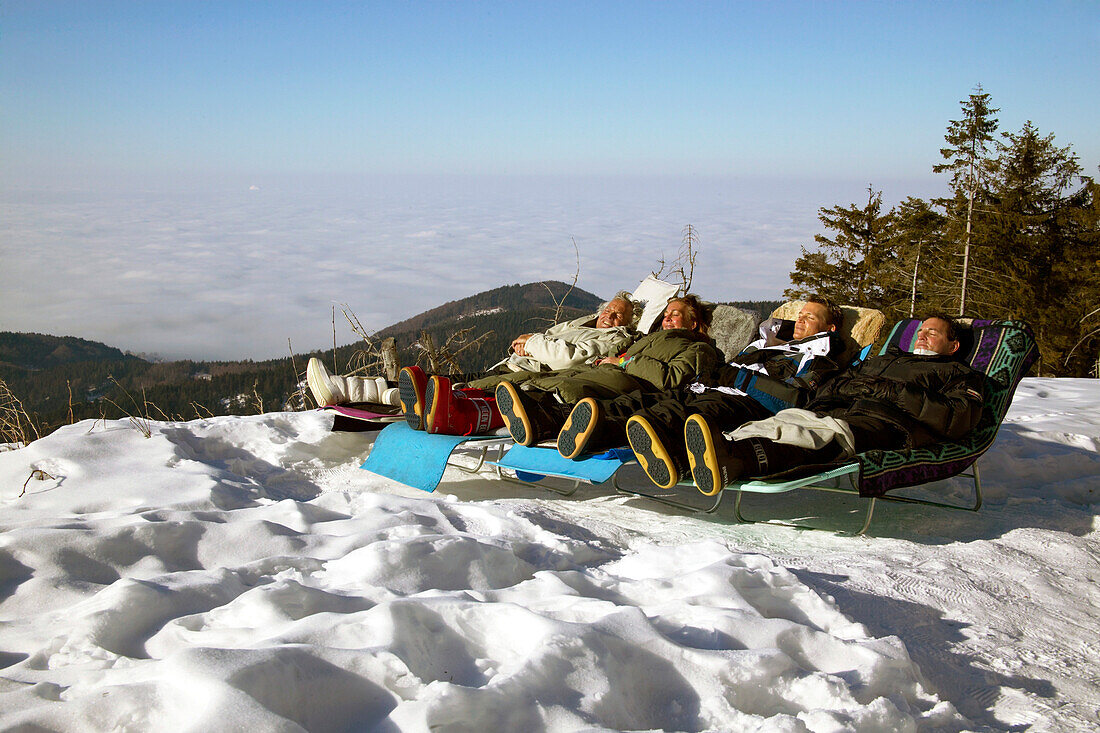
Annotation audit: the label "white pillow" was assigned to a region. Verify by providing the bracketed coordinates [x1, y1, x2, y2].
[630, 276, 680, 334]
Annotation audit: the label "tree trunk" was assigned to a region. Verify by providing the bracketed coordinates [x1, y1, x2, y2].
[960, 177, 975, 316]
[380, 337, 399, 381]
[910, 240, 922, 318]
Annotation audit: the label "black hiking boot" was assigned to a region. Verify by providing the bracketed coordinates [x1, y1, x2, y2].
[398, 366, 428, 430]
[496, 382, 565, 446]
[626, 415, 687, 489]
[558, 398, 612, 459]
[683, 414, 754, 496]
[423, 375, 448, 434]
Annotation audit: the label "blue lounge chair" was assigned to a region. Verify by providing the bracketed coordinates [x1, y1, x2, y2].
[360, 421, 513, 493]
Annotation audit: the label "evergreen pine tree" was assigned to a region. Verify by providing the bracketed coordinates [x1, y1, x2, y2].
[884, 197, 948, 319]
[786, 186, 894, 309]
[932, 85, 999, 314]
[986, 122, 1096, 374]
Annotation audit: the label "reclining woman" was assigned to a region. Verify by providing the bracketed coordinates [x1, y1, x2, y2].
[476, 295, 721, 445]
[307, 293, 639, 413]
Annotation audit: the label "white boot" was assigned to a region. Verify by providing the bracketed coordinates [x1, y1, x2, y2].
[307, 358, 401, 406]
[307, 358, 346, 406]
[345, 376, 390, 404]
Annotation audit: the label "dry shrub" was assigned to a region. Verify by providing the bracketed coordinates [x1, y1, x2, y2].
[0, 378, 40, 447]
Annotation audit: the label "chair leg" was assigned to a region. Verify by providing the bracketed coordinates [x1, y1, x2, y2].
[877, 462, 983, 512]
[450, 445, 491, 473]
[494, 465, 583, 496]
[732, 460, 984, 535]
[733, 487, 878, 536]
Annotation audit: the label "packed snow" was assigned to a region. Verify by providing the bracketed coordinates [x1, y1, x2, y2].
[1, 377, 1098, 731]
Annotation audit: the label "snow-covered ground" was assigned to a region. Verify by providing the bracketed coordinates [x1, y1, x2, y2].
[1, 377, 1098, 732]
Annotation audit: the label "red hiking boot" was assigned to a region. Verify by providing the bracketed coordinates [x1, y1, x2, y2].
[424, 376, 504, 436]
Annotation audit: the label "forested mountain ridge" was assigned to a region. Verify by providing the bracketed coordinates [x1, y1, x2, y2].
[1, 282, 613, 434]
[0, 332, 145, 371]
[371, 281, 605, 374]
[377, 281, 603, 337]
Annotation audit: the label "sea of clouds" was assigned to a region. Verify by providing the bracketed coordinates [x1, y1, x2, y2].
[1, 174, 938, 361]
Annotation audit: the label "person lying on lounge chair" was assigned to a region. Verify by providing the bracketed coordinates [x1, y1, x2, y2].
[565, 295, 848, 489]
[683, 314, 986, 495]
[307, 293, 639, 408]
[424, 295, 719, 439]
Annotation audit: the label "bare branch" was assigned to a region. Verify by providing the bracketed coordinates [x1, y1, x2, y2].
[652, 225, 699, 293]
[288, 338, 311, 410]
[332, 305, 338, 373]
[20, 468, 56, 497]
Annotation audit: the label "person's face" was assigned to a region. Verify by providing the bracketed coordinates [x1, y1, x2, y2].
[915, 317, 960, 355]
[597, 299, 632, 329]
[793, 302, 835, 340]
[661, 300, 695, 331]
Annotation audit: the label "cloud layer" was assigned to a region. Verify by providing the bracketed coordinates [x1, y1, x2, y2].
[2, 175, 890, 360]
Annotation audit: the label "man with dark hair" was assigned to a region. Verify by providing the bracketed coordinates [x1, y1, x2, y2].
[557, 296, 849, 489]
[684, 315, 986, 494]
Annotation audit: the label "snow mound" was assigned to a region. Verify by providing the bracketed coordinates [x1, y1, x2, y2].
[1, 412, 964, 731]
[2, 377, 1099, 730]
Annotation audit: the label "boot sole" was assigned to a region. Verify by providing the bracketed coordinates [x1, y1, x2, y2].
[626, 416, 678, 489]
[307, 358, 339, 406]
[398, 368, 426, 430]
[557, 398, 599, 459]
[496, 382, 534, 445]
[684, 415, 723, 497]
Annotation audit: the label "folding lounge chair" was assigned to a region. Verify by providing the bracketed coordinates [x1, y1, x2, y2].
[723, 318, 1039, 534]
[488, 445, 633, 496]
[610, 302, 886, 513]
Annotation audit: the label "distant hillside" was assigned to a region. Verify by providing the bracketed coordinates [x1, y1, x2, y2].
[0, 332, 146, 371]
[377, 281, 603, 337]
[0, 282, 612, 434]
[368, 281, 605, 373]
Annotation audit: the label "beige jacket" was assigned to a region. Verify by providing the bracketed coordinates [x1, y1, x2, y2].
[493, 314, 636, 373]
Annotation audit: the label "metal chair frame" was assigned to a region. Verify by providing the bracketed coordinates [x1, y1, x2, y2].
[613, 460, 983, 536]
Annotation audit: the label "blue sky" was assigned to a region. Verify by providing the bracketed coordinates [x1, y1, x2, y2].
[2, 1, 1098, 359]
[5, 1, 1097, 182]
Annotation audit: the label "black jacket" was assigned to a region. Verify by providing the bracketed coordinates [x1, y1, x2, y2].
[710, 331, 847, 413]
[808, 346, 986, 448]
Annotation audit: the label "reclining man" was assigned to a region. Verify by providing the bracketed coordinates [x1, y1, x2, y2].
[306, 293, 639, 412]
[564, 296, 847, 489]
[684, 314, 986, 495]
[403, 293, 645, 434]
